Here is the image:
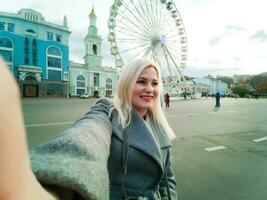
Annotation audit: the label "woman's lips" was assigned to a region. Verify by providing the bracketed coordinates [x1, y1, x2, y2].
[141, 95, 153, 101]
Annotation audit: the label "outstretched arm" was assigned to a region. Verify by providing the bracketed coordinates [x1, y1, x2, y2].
[0, 58, 58, 200]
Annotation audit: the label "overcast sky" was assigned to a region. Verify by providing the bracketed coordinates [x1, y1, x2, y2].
[1, 0, 267, 77]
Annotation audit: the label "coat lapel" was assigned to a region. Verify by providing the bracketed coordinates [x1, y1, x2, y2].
[111, 110, 171, 172]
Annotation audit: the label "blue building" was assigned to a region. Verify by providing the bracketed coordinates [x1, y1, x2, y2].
[0, 8, 71, 97]
[193, 77, 228, 95]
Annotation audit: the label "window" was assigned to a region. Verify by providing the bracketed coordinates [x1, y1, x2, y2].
[48, 57, 61, 68]
[0, 38, 12, 48]
[0, 22, 5, 31]
[48, 70, 61, 80]
[48, 47, 61, 56]
[76, 89, 85, 96]
[0, 50, 12, 62]
[106, 78, 113, 97]
[93, 73, 100, 86]
[7, 23, 15, 32]
[76, 75, 86, 95]
[26, 29, 35, 34]
[47, 46, 62, 68]
[0, 37, 13, 66]
[93, 44, 97, 55]
[47, 46, 62, 80]
[47, 32, 53, 40]
[32, 38, 37, 65]
[77, 75, 85, 87]
[56, 34, 62, 43]
[24, 37, 29, 64]
[106, 78, 112, 89]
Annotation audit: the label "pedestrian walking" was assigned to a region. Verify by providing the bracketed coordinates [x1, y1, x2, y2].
[165, 93, 170, 108]
[215, 92, 221, 107]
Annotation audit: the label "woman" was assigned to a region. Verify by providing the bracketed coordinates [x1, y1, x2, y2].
[0, 58, 177, 199]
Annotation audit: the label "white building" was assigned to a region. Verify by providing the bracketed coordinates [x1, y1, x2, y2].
[193, 77, 228, 95]
[69, 7, 118, 97]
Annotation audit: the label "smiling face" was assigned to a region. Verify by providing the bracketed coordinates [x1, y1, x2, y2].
[131, 66, 159, 117]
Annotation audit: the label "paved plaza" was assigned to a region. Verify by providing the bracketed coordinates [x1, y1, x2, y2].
[22, 97, 267, 200]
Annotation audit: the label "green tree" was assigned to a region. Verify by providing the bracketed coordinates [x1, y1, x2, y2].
[256, 80, 267, 93]
[231, 85, 250, 97]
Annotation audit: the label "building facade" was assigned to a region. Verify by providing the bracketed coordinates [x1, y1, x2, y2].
[0, 8, 71, 97]
[193, 77, 228, 95]
[69, 7, 118, 98]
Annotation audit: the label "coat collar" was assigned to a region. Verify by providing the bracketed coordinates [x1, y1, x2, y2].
[111, 109, 171, 171]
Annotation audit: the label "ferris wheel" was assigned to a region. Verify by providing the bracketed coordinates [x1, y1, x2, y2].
[108, 0, 188, 93]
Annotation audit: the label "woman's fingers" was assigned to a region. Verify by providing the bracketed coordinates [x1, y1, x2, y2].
[0, 58, 31, 198]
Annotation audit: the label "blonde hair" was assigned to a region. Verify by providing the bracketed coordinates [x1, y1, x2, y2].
[112, 58, 176, 140]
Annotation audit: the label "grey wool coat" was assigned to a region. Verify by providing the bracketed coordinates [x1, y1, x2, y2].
[30, 98, 177, 200]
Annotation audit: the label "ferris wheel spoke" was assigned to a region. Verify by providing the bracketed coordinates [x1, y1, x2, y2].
[116, 16, 150, 39]
[116, 12, 150, 39]
[161, 47, 176, 79]
[166, 32, 181, 40]
[155, 0, 163, 29]
[115, 24, 149, 41]
[158, 6, 171, 32]
[126, 45, 152, 63]
[116, 38, 149, 44]
[116, 31, 150, 44]
[120, 1, 152, 36]
[165, 45, 183, 63]
[119, 43, 150, 54]
[161, 16, 174, 34]
[165, 25, 179, 34]
[144, 0, 157, 29]
[149, 0, 160, 30]
[154, 1, 165, 32]
[165, 42, 182, 52]
[162, 45, 185, 81]
[136, 0, 154, 29]
[128, 0, 152, 34]
[143, 45, 154, 58]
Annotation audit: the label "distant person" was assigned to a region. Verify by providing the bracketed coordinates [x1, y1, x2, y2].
[0, 58, 177, 200]
[255, 93, 259, 99]
[183, 92, 187, 100]
[164, 93, 170, 108]
[215, 92, 221, 107]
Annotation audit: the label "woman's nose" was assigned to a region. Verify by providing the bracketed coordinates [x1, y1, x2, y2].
[145, 83, 153, 92]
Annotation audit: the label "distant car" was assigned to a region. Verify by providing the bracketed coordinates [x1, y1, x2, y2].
[80, 93, 90, 98]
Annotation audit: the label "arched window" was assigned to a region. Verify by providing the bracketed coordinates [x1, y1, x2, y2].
[106, 78, 112, 89]
[47, 46, 62, 80]
[0, 37, 13, 68]
[93, 73, 100, 86]
[76, 75, 86, 95]
[48, 47, 61, 56]
[93, 44, 97, 55]
[26, 29, 36, 34]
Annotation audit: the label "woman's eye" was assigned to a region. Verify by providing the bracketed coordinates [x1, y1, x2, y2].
[137, 80, 146, 84]
[152, 82, 158, 86]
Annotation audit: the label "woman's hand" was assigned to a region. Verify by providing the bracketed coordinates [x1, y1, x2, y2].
[0, 58, 57, 200]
